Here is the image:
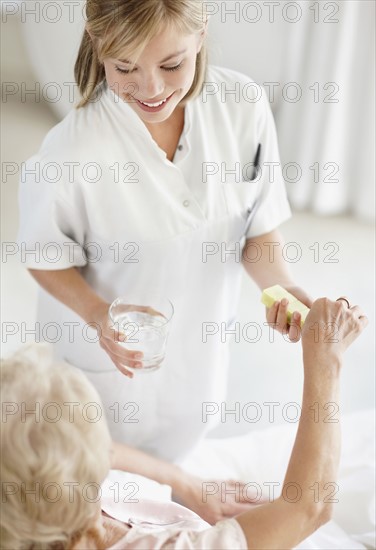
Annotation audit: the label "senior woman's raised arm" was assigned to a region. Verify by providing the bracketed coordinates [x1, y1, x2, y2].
[235, 297, 368, 549]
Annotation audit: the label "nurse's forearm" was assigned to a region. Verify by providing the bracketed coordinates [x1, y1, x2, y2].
[241, 229, 296, 289]
[28, 267, 109, 324]
[28, 267, 154, 377]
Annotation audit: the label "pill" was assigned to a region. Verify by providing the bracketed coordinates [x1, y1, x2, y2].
[261, 284, 310, 327]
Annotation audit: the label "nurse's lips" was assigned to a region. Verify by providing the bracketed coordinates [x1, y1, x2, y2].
[134, 92, 175, 112]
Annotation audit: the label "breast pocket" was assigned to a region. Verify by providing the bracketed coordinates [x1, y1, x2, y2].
[217, 181, 260, 248]
[222, 181, 260, 224]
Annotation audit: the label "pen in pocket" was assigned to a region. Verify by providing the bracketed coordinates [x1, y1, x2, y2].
[243, 143, 262, 236]
[251, 143, 262, 181]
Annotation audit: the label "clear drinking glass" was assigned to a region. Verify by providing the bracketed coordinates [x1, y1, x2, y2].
[108, 293, 174, 373]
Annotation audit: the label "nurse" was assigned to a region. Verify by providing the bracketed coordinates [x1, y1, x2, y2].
[18, 0, 312, 523]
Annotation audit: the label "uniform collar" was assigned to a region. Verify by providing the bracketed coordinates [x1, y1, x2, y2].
[101, 80, 193, 161]
[102, 80, 151, 137]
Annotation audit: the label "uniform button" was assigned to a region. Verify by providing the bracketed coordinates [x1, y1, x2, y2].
[183, 200, 190, 207]
[177, 144, 183, 151]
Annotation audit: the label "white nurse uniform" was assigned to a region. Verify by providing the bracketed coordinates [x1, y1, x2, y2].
[18, 65, 291, 461]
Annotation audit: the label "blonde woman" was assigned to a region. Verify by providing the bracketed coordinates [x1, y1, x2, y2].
[1, 298, 368, 549]
[18, 0, 313, 522]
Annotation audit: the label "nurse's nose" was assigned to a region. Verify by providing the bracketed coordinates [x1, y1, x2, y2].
[140, 71, 165, 100]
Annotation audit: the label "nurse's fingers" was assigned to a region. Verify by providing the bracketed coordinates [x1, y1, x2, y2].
[287, 311, 302, 342]
[108, 334, 145, 369]
[100, 338, 143, 372]
[265, 300, 280, 326]
[107, 339, 143, 363]
[114, 362, 135, 379]
[265, 299, 289, 333]
[266, 301, 303, 342]
[275, 298, 289, 332]
[102, 330, 143, 361]
[112, 353, 143, 371]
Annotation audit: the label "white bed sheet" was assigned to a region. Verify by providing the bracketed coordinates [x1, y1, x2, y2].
[101, 410, 375, 548]
[179, 408, 376, 549]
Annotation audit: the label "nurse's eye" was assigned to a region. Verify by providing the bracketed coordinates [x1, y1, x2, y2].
[162, 62, 183, 72]
[115, 62, 183, 75]
[115, 67, 133, 74]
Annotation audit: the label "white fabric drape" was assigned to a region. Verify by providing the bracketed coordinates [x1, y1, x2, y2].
[275, 0, 375, 221]
[208, 0, 375, 221]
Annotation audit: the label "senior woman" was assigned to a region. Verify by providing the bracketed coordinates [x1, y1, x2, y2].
[17, 0, 313, 522]
[1, 297, 368, 548]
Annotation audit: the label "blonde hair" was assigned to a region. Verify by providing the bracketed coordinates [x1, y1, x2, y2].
[0, 344, 111, 550]
[74, 0, 208, 109]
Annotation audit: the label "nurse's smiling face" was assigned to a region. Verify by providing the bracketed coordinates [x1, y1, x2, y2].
[103, 25, 205, 124]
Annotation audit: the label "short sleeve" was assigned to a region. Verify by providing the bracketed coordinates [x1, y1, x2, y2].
[246, 89, 292, 238]
[17, 154, 88, 270]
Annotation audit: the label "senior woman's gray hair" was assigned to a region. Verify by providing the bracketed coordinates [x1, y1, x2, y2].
[0, 344, 112, 549]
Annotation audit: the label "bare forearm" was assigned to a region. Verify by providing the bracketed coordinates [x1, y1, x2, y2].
[236, 364, 341, 548]
[28, 267, 108, 323]
[283, 358, 341, 510]
[241, 229, 295, 289]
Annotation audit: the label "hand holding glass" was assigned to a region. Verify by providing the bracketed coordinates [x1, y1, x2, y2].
[109, 295, 174, 373]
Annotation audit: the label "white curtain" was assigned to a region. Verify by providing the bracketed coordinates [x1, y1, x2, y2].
[208, 0, 375, 222]
[275, 0, 375, 221]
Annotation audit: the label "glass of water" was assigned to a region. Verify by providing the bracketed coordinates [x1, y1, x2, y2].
[108, 293, 174, 373]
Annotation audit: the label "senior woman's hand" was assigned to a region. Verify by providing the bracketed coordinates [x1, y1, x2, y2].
[173, 474, 266, 525]
[110, 442, 264, 525]
[265, 285, 313, 343]
[301, 296, 368, 363]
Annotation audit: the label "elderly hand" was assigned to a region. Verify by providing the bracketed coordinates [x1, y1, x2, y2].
[173, 475, 267, 525]
[301, 296, 368, 364]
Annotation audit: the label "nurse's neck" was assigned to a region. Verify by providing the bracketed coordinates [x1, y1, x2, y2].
[144, 106, 185, 162]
